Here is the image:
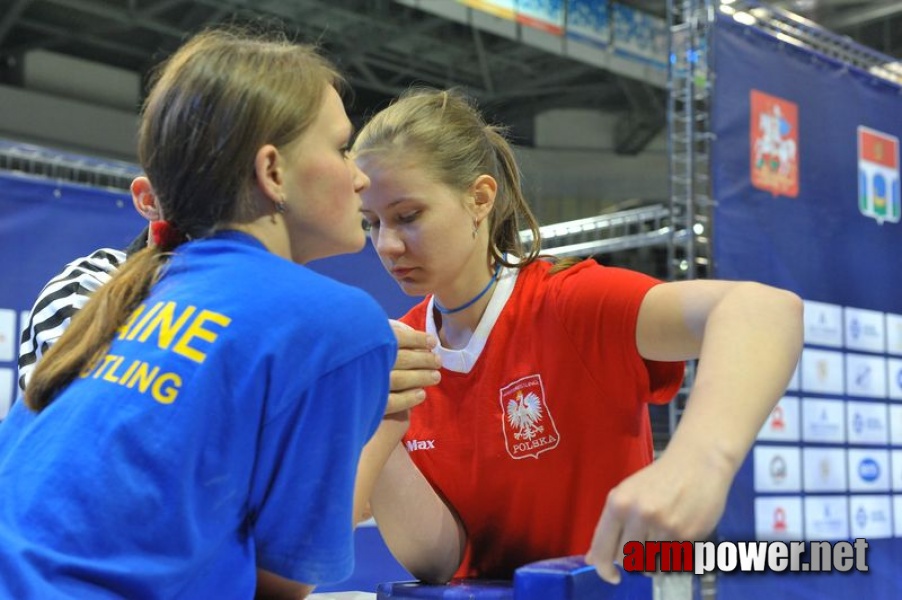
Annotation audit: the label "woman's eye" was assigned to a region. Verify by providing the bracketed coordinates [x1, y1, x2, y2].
[340, 145, 351, 157]
[398, 212, 419, 223]
[362, 219, 378, 232]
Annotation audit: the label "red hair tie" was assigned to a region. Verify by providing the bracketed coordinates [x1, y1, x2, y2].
[150, 220, 187, 250]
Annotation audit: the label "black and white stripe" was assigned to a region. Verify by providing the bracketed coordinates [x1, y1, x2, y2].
[18, 248, 126, 394]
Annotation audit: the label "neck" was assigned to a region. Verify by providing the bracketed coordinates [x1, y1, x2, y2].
[433, 261, 501, 316]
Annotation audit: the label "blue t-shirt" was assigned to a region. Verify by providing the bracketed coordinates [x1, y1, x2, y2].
[0, 231, 394, 598]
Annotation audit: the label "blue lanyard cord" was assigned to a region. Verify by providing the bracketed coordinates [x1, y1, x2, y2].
[433, 261, 503, 315]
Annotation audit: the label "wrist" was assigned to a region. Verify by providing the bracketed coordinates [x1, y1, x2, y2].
[663, 432, 742, 480]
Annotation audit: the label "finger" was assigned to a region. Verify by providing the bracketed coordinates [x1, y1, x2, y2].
[616, 515, 648, 575]
[391, 366, 441, 392]
[393, 348, 441, 371]
[586, 503, 624, 585]
[390, 321, 436, 351]
[388, 319, 413, 332]
[386, 389, 427, 413]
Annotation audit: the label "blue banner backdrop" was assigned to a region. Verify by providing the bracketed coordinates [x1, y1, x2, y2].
[711, 14, 902, 599]
[0, 171, 417, 591]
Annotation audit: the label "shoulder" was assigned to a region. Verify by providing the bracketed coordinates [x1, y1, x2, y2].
[29, 248, 130, 309]
[52, 248, 127, 287]
[511, 258, 663, 328]
[17, 247, 128, 393]
[533, 258, 661, 297]
[28, 247, 127, 320]
[65, 247, 127, 273]
[253, 260, 395, 351]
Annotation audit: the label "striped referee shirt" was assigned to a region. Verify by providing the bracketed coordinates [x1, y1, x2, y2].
[17, 228, 147, 395]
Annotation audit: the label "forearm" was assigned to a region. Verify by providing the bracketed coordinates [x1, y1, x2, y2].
[353, 413, 409, 526]
[669, 282, 803, 472]
[371, 444, 465, 583]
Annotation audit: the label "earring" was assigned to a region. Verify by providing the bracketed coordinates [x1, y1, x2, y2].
[271, 198, 287, 224]
[472, 220, 479, 239]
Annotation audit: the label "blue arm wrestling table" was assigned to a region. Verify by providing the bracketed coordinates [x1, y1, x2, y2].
[374, 556, 651, 600]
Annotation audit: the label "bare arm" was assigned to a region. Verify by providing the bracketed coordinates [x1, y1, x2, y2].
[371, 443, 466, 583]
[636, 280, 803, 471]
[353, 319, 441, 524]
[358, 319, 462, 581]
[353, 413, 410, 525]
[587, 280, 803, 583]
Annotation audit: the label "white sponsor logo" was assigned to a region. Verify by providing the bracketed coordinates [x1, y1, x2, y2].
[888, 358, 902, 400]
[0, 309, 15, 363]
[801, 398, 845, 443]
[0, 369, 12, 420]
[754, 446, 801, 492]
[804, 496, 849, 541]
[846, 401, 888, 445]
[754, 496, 803, 541]
[849, 495, 892, 539]
[758, 396, 800, 442]
[887, 313, 902, 355]
[847, 449, 890, 491]
[404, 439, 435, 452]
[800, 349, 844, 395]
[844, 307, 886, 353]
[802, 447, 846, 492]
[845, 354, 887, 399]
[803, 301, 843, 348]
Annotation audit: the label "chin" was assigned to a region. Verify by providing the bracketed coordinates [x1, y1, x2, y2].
[338, 231, 367, 255]
[305, 236, 366, 263]
[397, 280, 429, 298]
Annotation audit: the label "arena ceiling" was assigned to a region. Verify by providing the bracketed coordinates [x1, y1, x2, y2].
[0, 0, 899, 151]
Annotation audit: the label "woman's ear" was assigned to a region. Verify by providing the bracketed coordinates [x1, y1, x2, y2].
[130, 176, 161, 222]
[253, 144, 285, 203]
[471, 174, 498, 222]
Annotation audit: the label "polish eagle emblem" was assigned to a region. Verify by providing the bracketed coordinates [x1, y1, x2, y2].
[506, 390, 544, 441]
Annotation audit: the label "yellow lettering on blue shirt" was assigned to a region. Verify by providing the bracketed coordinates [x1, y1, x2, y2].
[78, 301, 232, 405]
[80, 355, 184, 405]
[152, 372, 182, 404]
[126, 361, 160, 392]
[136, 302, 197, 348]
[171, 310, 232, 363]
[125, 302, 164, 341]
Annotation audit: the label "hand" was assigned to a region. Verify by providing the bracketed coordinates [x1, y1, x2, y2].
[386, 319, 441, 415]
[585, 444, 733, 584]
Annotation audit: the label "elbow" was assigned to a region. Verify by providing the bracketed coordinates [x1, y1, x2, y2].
[770, 284, 804, 338]
[743, 281, 803, 317]
[743, 282, 804, 347]
[402, 527, 466, 585]
[392, 541, 461, 584]
[409, 565, 458, 586]
[771, 284, 803, 316]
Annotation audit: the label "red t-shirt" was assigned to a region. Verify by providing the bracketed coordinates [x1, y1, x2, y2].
[399, 259, 684, 579]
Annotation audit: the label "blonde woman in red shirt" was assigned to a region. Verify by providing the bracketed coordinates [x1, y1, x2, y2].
[353, 88, 803, 585]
